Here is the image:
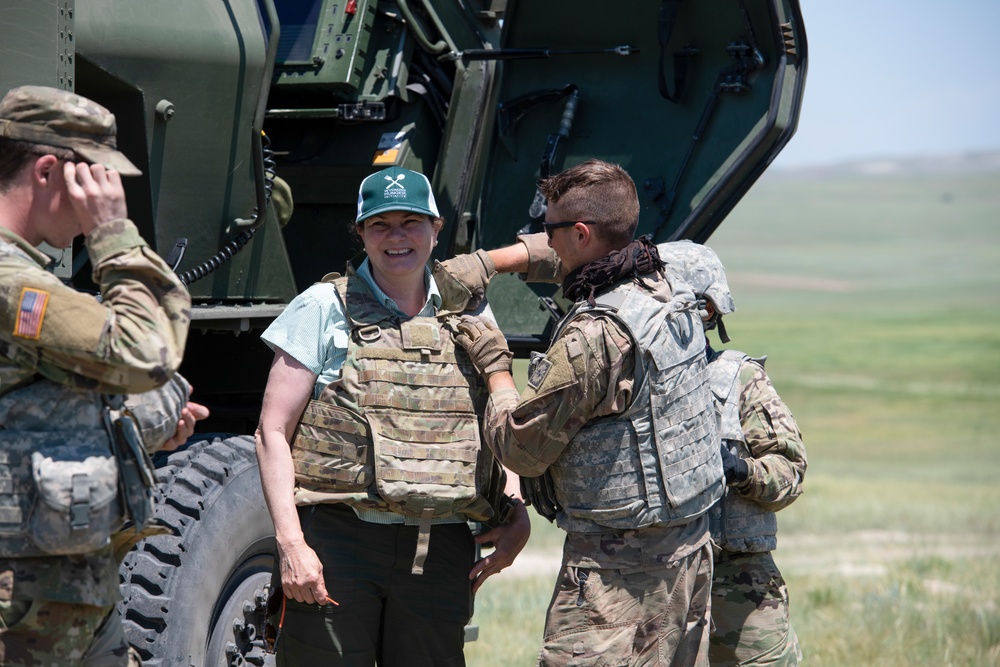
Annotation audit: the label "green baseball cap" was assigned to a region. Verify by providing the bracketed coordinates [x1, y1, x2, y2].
[0, 85, 142, 176]
[355, 166, 439, 222]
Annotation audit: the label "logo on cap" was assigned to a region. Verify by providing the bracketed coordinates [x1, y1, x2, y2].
[384, 173, 407, 198]
[356, 166, 438, 222]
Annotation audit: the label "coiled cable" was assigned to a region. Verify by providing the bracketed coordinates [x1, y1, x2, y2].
[178, 133, 276, 286]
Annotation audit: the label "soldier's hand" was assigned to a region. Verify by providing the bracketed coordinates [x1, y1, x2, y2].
[433, 249, 497, 312]
[469, 499, 530, 593]
[63, 161, 128, 233]
[161, 401, 211, 452]
[455, 315, 513, 377]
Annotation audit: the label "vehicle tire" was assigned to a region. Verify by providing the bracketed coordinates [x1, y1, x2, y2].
[118, 436, 276, 667]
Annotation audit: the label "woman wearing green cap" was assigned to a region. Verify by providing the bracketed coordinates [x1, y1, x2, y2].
[255, 166, 530, 666]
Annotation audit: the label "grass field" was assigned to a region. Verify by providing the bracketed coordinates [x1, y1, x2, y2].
[466, 165, 1000, 666]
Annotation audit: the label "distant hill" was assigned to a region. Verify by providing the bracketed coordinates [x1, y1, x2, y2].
[770, 150, 1000, 179]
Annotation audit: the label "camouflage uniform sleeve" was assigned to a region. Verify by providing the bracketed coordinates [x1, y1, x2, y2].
[125, 373, 191, 453]
[515, 232, 562, 282]
[730, 360, 807, 510]
[483, 313, 634, 477]
[0, 219, 190, 393]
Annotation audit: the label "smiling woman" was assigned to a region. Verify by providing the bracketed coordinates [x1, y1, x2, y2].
[362, 209, 440, 291]
[355, 167, 444, 313]
[253, 166, 530, 667]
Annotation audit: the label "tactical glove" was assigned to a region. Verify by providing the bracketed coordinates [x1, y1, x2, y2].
[521, 471, 559, 522]
[455, 315, 513, 377]
[720, 444, 750, 485]
[433, 249, 497, 312]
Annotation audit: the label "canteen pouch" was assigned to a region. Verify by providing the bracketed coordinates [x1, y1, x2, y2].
[27, 442, 123, 555]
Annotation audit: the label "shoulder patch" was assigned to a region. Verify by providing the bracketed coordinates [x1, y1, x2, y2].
[13, 287, 49, 340]
[527, 356, 553, 390]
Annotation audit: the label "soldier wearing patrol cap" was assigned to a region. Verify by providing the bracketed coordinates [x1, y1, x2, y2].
[439, 228, 808, 666]
[0, 85, 203, 665]
[659, 240, 806, 667]
[440, 159, 724, 666]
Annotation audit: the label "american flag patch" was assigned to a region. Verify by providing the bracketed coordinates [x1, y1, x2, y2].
[14, 287, 50, 340]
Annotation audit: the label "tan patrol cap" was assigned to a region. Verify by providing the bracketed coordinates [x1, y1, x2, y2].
[0, 85, 142, 177]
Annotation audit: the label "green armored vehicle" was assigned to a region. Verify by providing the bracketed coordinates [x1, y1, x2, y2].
[1, 0, 806, 664]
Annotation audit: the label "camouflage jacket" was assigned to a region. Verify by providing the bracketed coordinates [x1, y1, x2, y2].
[708, 349, 806, 553]
[482, 272, 712, 568]
[0, 220, 189, 606]
[0, 220, 190, 396]
[442, 238, 715, 567]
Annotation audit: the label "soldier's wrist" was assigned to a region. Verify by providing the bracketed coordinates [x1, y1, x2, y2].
[730, 457, 750, 484]
[482, 354, 513, 377]
[473, 248, 497, 281]
[85, 217, 144, 261]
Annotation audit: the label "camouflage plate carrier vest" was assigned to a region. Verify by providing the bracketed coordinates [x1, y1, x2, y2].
[0, 238, 155, 558]
[290, 275, 502, 533]
[708, 350, 777, 553]
[549, 274, 724, 534]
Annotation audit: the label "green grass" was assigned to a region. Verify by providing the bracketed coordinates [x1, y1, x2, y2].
[466, 166, 1000, 666]
[466, 571, 554, 666]
[788, 557, 1000, 666]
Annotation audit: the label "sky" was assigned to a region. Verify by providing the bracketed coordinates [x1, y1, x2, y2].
[772, 0, 1000, 167]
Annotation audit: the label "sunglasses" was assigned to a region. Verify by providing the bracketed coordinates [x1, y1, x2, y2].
[541, 219, 596, 239]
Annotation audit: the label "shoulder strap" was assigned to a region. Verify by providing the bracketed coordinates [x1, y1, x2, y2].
[319, 271, 342, 284]
[333, 274, 395, 331]
[593, 289, 628, 312]
[709, 349, 750, 403]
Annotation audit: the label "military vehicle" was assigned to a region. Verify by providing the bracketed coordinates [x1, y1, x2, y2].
[1, 0, 806, 664]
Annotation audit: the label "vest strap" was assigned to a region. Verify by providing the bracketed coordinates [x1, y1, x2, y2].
[411, 507, 435, 575]
[70, 474, 91, 530]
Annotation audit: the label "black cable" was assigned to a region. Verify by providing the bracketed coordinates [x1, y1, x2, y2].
[178, 134, 276, 286]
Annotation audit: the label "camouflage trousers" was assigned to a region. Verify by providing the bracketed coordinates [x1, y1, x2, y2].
[0, 598, 139, 666]
[708, 551, 800, 667]
[538, 542, 714, 667]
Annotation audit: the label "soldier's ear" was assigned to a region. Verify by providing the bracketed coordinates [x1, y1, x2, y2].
[32, 154, 61, 186]
[574, 221, 592, 247]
